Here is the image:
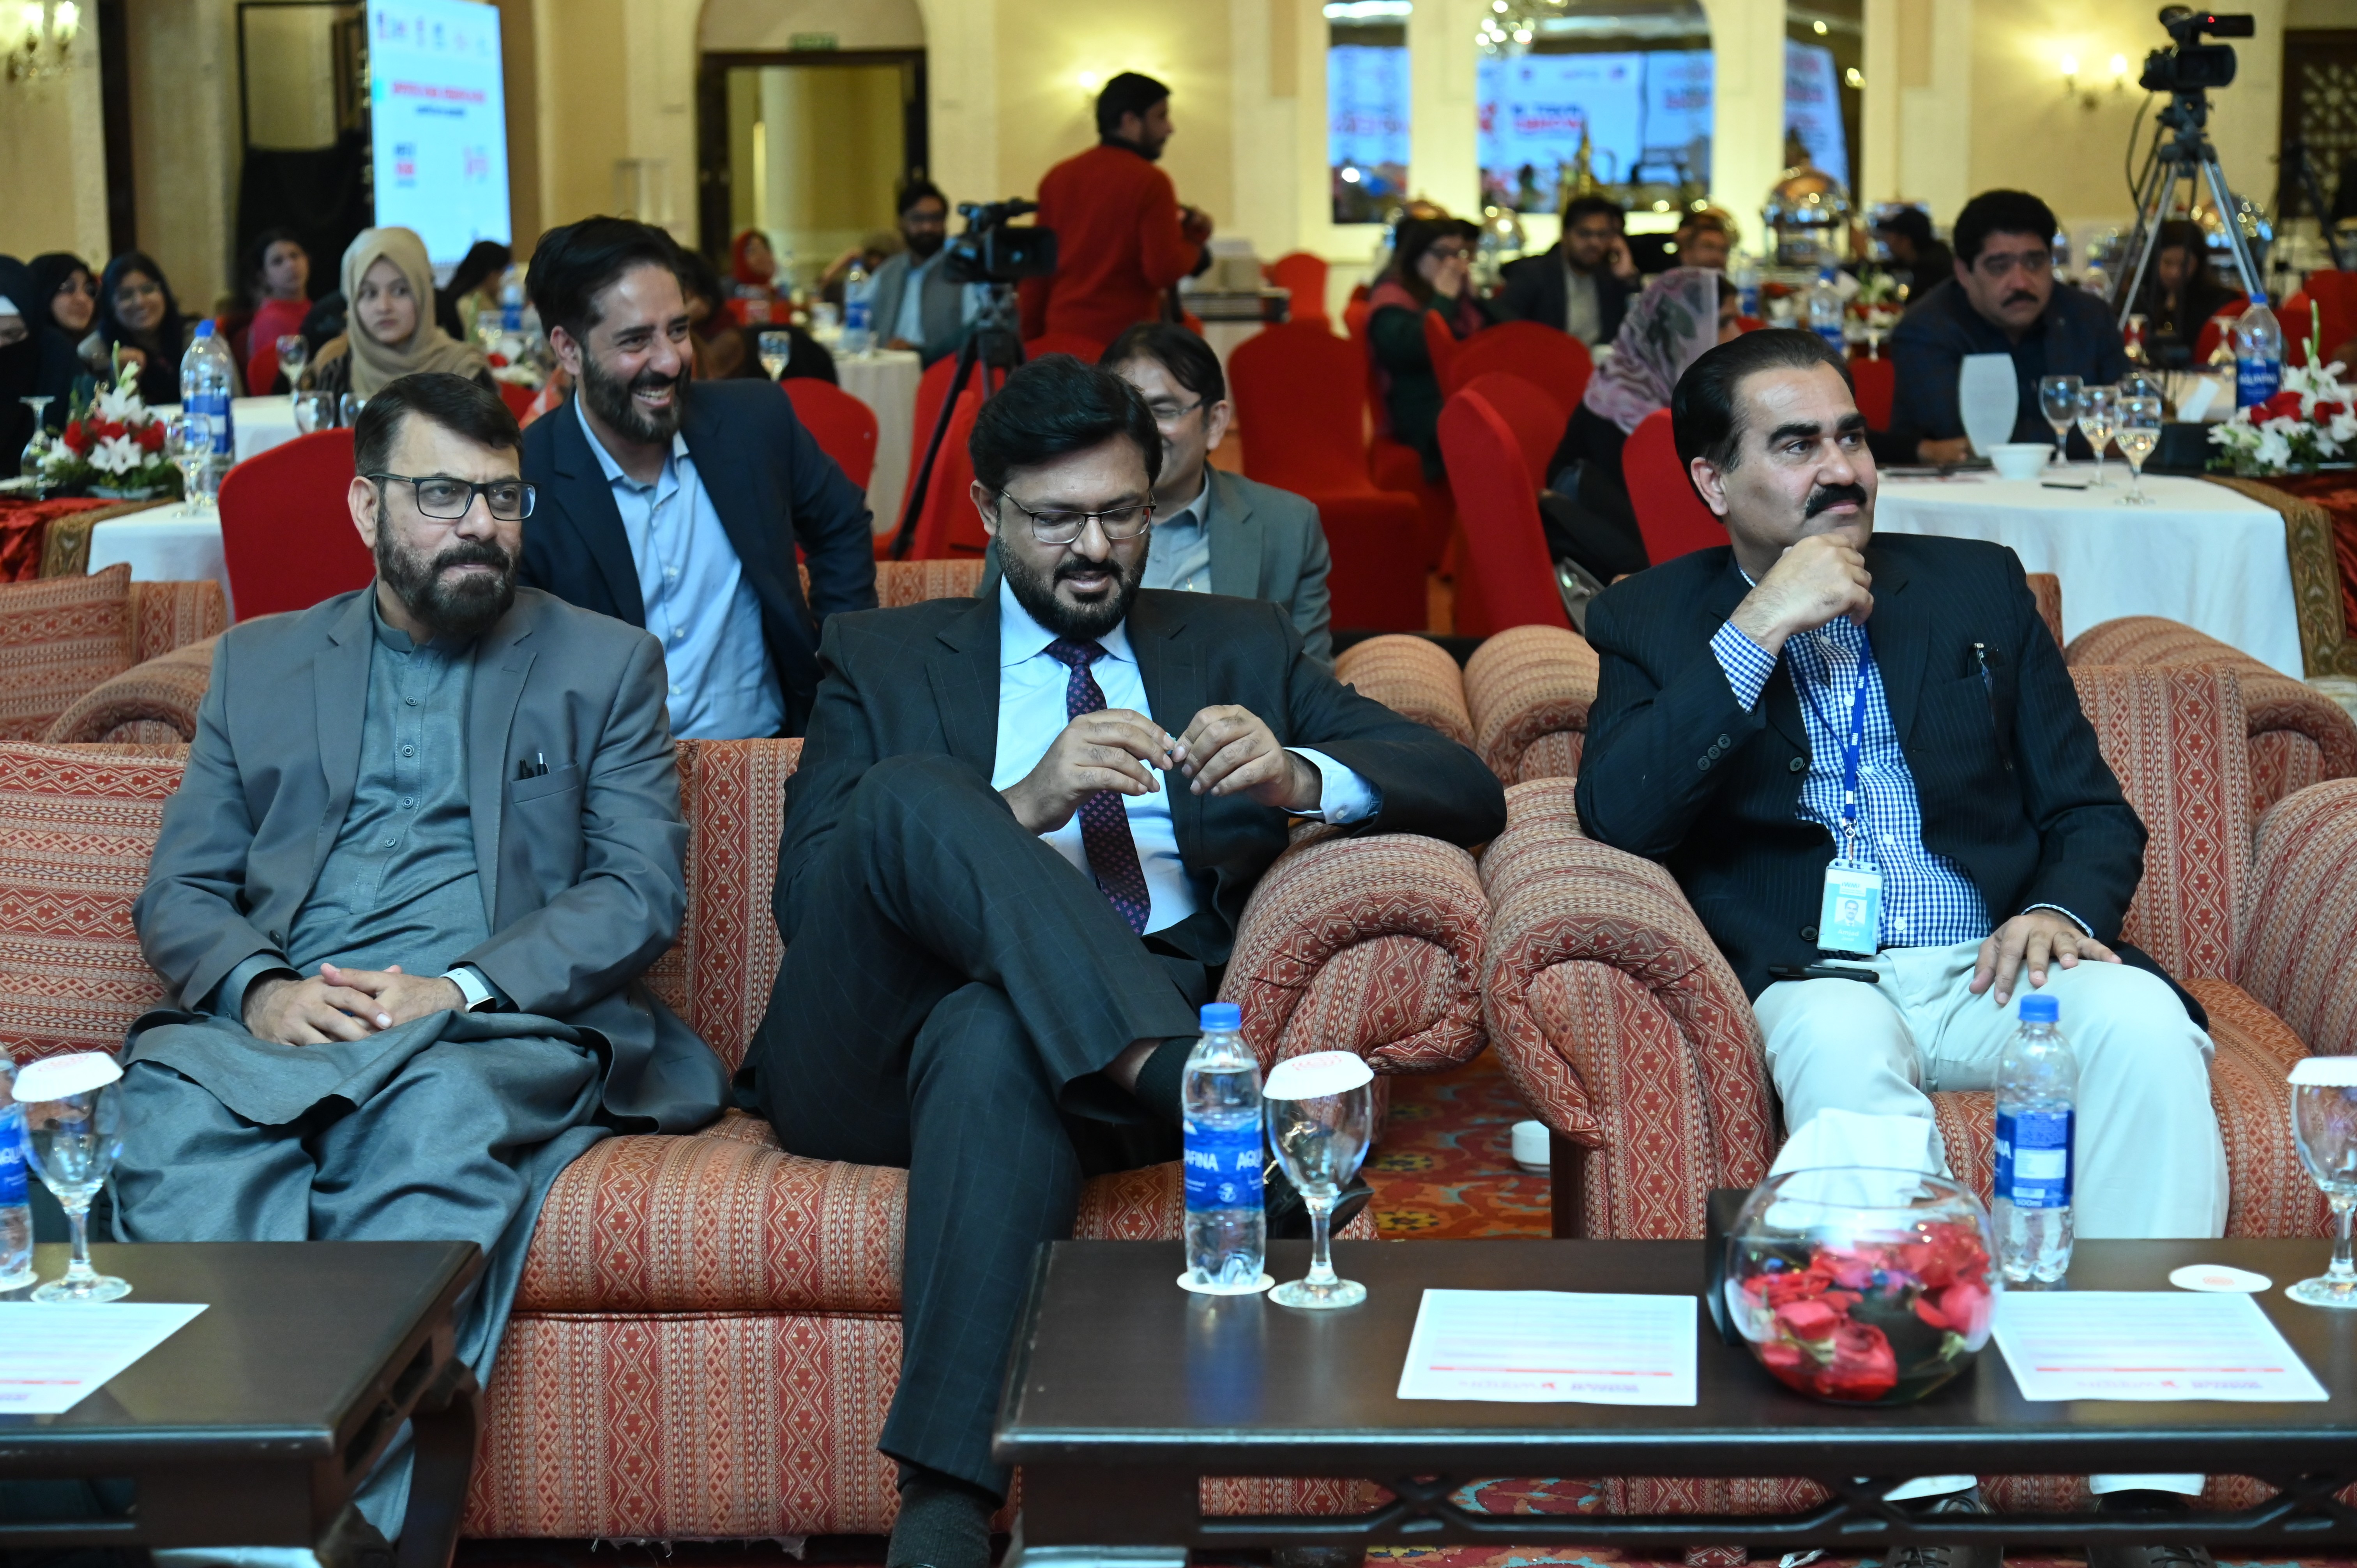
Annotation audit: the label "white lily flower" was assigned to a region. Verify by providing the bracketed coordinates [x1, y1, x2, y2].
[89, 434, 144, 475]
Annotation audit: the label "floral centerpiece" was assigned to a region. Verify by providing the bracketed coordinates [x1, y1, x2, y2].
[2209, 301, 2357, 478]
[1724, 1167, 1997, 1405]
[37, 353, 177, 500]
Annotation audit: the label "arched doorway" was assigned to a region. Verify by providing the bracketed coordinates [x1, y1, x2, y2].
[694, 0, 927, 281]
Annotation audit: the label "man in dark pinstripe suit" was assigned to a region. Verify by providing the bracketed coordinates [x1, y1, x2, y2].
[1576, 331, 2225, 1568]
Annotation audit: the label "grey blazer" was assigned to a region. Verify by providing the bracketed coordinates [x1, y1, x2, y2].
[869, 251, 972, 366]
[981, 465, 1336, 668]
[131, 585, 726, 1131]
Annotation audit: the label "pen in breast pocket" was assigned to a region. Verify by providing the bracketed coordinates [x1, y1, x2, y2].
[517, 752, 550, 780]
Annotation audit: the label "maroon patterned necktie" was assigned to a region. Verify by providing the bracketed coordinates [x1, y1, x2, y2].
[1043, 637, 1152, 935]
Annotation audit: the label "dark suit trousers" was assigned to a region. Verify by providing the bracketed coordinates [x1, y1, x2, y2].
[746, 754, 1202, 1494]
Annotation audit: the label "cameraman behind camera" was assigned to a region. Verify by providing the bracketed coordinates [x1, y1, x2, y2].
[1019, 71, 1215, 347]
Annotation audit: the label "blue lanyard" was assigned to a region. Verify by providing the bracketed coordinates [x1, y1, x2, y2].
[1797, 627, 1875, 857]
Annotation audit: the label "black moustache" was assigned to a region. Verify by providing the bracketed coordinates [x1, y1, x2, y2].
[435, 542, 511, 571]
[1804, 484, 1868, 519]
[2004, 291, 2039, 307]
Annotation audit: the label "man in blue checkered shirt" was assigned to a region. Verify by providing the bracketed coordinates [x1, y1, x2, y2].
[1576, 330, 2226, 1568]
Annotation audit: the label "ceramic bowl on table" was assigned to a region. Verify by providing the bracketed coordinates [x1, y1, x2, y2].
[1989, 443, 2053, 481]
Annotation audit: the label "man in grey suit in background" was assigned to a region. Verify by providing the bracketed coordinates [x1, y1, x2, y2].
[873, 178, 979, 367]
[116, 372, 725, 1550]
[982, 323, 1336, 666]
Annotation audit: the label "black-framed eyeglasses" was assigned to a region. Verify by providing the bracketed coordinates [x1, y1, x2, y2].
[369, 473, 537, 521]
[995, 491, 1153, 545]
[1141, 394, 1207, 426]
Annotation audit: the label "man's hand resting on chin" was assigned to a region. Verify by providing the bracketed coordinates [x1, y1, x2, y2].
[244, 963, 465, 1046]
[1728, 534, 1875, 658]
[1970, 911, 2119, 1007]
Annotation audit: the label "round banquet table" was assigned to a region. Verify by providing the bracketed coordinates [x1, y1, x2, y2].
[84, 501, 233, 615]
[1873, 464, 2303, 678]
[830, 350, 922, 540]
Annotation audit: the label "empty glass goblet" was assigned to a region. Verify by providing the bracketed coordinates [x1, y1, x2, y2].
[16, 1052, 131, 1304]
[2077, 383, 2118, 487]
[165, 412, 213, 507]
[1263, 1050, 1375, 1310]
[2290, 1058, 2357, 1308]
[758, 330, 793, 381]
[339, 394, 364, 428]
[2038, 374, 2083, 469]
[275, 334, 309, 395]
[291, 391, 334, 436]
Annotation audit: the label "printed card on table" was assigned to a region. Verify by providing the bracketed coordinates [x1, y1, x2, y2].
[0, 1302, 208, 1414]
[1992, 1290, 2325, 1402]
[1397, 1288, 1698, 1405]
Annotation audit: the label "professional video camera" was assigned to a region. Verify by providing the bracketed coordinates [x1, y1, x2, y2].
[2138, 7, 2252, 95]
[945, 199, 1059, 287]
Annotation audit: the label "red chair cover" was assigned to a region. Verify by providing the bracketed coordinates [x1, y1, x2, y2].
[1022, 333, 1106, 364]
[2193, 305, 2247, 366]
[1264, 253, 1330, 329]
[1437, 387, 1568, 633]
[1344, 298, 1454, 565]
[1420, 311, 1461, 394]
[904, 387, 989, 560]
[498, 381, 537, 421]
[217, 430, 374, 620]
[1441, 320, 1592, 408]
[783, 378, 880, 492]
[1454, 372, 1565, 488]
[1850, 355, 1896, 430]
[1624, 408, 1723, 566]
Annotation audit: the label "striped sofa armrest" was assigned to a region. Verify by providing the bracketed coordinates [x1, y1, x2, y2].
[1463, 624, 1599, 783]
[40, 635, 221, 745]
[126, 579, 228, 662]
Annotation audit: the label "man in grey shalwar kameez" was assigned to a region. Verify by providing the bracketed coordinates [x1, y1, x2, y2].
[116, 371, 726, 1547]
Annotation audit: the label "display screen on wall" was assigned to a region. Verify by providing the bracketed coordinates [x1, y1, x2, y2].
[368, 0, 511, 268]
[1330, 42, 1410, 223]
[1782, 39, 1848, 191]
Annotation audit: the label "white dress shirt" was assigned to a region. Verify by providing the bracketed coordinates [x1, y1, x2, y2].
[1143, 472, 1214, 594]
[987, 581, 1378, 934]
[574, 397, 784, 740]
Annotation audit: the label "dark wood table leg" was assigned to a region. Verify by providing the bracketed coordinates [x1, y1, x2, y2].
[1550, 1134, 1588, 1238]
[394, 1360, 480, 1568]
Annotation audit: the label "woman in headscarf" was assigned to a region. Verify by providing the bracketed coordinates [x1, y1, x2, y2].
[16, 254, 91, 433]
[308, 227, 492, 403]
[239, 229, 315, 394]
[94, 251, 193, 404]
[1366, 215, 1493, 480]
[1541, 266, 1739, 580]
[731, 229, 786, 305]
[0, 256, 80, 469]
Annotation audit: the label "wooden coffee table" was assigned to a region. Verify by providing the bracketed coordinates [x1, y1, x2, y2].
[0, 1240, 483, 1567]
[996, 1237, 2357, 1565]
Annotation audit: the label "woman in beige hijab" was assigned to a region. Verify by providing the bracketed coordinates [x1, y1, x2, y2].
[309, 227, 491, 401]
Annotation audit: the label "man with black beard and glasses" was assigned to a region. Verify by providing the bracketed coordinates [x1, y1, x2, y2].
[1576, 330, 2225, 1568]
[519, 216, 877, 739]
[736, 355, 1503, 1568]
[873, 178, 979, 366]
[115, 372, 723, 1558]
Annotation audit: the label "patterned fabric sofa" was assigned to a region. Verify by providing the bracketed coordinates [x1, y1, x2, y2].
[0, 736, 1487, 1538]
[0, 572, 225, 743]
[1334, 633, 1473, 748]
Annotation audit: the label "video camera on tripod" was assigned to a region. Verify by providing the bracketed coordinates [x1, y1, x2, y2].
[2111, 8, 2266, 330]
[944, 199, 1058, 287]
[2138, 7, 2251, 94]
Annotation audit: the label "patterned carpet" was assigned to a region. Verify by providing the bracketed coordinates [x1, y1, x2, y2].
[1368, 1051, 1552, 1241]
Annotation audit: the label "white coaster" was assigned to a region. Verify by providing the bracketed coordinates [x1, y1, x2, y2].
[2169, 1263, 2273, 1293]
[1175, 1271, 1274, 1296]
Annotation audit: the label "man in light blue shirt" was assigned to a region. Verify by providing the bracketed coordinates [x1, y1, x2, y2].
[873, 179, 981, 367]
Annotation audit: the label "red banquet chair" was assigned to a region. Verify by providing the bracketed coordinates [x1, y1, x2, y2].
[902, 387, 991, 561]
[1226, 321, 1426, 632]
[783, 378, 879, 492]
[1437, 386, 1569, 634]
[218, 429, 375, 621]
[1345, 298, 1454, 565]
[2285, 273, 2357, 368]
[2192, 305, 2246, 366]
[1624, 408, 1724, 565]
[1022, 332, 1106, 364]
[1264, 252, 1330, 330]
[1441, 320, 1591, 408]
[1850, 354, 1896, 430]
[1420, 311, 1464, 397]
[498, 381, 537, 422]
[1454, 371, 1564, 487]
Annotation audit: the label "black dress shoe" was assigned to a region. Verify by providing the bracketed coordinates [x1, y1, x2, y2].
[2087, 1488, 2216, 1568]
[1886, 1485, 2004, 1568]
[1263, 1160, 1373, 1240]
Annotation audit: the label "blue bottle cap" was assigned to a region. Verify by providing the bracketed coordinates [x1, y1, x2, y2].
[2018, 993, 2060, 1024]
[1198, 1002, 1242, 1032]
[194, 319, 215, 338]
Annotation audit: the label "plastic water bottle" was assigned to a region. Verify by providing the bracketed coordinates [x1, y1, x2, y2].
[1808, 266, 1846, 354]
[1995, 992, 2077, 1284]
[1733, 254, 1761, 320]
[1182, 1001, 1266, 1291]
[498, 265, 525, 334]
[842, 259, 874, 357]
[179, 320, 237, 496]
[2232, 293, 2283, 408]
[0, 1049, 33, 1292]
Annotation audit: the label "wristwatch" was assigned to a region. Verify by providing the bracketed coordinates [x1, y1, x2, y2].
[441, 965, 498, 1012]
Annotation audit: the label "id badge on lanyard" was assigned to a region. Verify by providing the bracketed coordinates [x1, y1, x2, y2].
[1813, 631, 1882, 958]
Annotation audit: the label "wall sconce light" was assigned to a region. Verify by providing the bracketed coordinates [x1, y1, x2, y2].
[2060, 48, 2130, 109]
[6, 0, 79, 84]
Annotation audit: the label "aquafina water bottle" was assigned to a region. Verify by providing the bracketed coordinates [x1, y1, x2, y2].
[180, 320, 237, 497]
[1995, 991, 2077, 1283]
[1181, 1001, 1266, 1292]
[0, 1048, 33, 1292]
[2232, 293, 2283, 409]
[1808, 267, 1846, 355]
[842, 258, 875, 357]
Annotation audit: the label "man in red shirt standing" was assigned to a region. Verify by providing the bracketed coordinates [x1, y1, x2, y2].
[1019, 72, 1215, 347]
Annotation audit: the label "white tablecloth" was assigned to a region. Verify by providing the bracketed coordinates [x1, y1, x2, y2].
[1875, 465, 2302, 677]
[85, 501, 231, 615]
[834, 350, 922, 539]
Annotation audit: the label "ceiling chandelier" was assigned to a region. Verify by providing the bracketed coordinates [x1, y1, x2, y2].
[5, 0, 80, 84]
[1476, 0, 1568, 55]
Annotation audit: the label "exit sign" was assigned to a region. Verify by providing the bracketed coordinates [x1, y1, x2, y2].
[791, 32, 837, 50]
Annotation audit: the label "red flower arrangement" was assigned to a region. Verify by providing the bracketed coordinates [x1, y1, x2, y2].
[1735, 1218, 1995, 1404]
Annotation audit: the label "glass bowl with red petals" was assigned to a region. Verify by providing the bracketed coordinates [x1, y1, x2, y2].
[1725, 1167, 1998, 1405]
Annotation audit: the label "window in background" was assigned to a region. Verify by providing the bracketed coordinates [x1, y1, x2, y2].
[1328, 0, 1411, 224]
[1785, 1, 1861, 193]
[1474, 4, 1711, 216]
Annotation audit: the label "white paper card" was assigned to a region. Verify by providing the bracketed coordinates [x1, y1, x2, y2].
[1993, 1290, 2325, 1402]
[0, 1302, 208, 1413]
[1397, 1288, 1698, 1405]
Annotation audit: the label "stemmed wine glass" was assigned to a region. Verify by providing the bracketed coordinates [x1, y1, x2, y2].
[758, 330, 792, 381]
[338, 394, 364, 429]
[2038, 375, 2082, 469]
[2290, 1058, 2357, 1308]
[2115, 394, 2163, 505]
[2077, 383, 2118, 488]
[16, 1052, 131, 1304]
[165, 413, 212, 508]
[19, 397, 56, 496]
[291, 391, 334, 435]
[1263, 1050, 1375, 1310]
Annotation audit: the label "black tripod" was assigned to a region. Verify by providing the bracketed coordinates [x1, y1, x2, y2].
[889, 283, 1024, 560]
[2113, 85, 2265, 331]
